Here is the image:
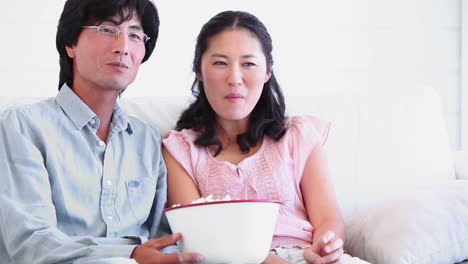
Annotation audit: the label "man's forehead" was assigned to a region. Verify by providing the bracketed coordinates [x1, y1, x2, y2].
[97, 12, 142, 27]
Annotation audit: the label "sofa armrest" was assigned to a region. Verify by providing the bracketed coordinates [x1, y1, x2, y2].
[454, 151, 468, 180]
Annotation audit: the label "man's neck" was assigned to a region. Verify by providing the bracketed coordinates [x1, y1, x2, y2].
[72, 84, 121, 142]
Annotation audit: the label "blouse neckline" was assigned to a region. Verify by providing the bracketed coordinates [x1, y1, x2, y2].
[204, 136, 269, 168]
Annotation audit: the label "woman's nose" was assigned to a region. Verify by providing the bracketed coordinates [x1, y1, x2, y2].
[227, 65, 242, 86]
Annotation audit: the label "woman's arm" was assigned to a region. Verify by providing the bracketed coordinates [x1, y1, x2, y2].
[300, 144, 345, 263]
[262, 253, 291, 264]
[162, 146, 201, 206]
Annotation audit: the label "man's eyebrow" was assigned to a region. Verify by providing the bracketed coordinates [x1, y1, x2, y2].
[101, 19, 143, 30]
[129, 25, 143, 31]
[102, 18, 119, 25]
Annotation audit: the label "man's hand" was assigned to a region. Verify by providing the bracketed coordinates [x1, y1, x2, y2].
[304, 231, 344, 264]
[131, 233, 204, 264]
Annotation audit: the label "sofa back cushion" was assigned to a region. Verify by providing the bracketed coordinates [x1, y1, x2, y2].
[0, 85, 455, 220]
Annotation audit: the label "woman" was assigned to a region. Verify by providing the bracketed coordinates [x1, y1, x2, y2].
[163, 10, 366, 264]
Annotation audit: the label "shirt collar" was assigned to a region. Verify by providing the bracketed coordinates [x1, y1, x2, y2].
[111, 102, 133, 135]
[56, 84, 133, 134]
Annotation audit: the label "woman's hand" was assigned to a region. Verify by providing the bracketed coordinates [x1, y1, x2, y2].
[304, 231, 344, 264]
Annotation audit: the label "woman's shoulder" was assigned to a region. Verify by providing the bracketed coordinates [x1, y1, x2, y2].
[164, 128, 199, 140]
[286, 115, 330, 130]
[285, 115, 331, 143]
[163, 128, 201, 149]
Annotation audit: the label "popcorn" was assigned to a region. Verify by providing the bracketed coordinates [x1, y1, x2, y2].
[190, 194, 232, 204]
[171, 194, 232, 207]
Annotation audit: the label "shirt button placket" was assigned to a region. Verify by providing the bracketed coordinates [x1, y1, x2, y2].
[99, 140, 116, 234]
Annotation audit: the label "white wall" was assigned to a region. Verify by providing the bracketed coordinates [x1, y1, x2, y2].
[0, 0, 461, 149]
[462, 0, 468, 150]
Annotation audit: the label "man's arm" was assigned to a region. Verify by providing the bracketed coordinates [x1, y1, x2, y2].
[0, 111, 137, 264]
[127, 130, 204, 263]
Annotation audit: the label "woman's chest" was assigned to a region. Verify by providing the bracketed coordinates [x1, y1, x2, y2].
[195, 143, 298, 204]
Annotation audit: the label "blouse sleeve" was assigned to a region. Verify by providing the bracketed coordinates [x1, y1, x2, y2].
[162, 129, 199, 186]
[288, 115, 331, 183]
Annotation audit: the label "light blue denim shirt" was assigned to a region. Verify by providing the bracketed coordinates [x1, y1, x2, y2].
[0, 85, 170, 264]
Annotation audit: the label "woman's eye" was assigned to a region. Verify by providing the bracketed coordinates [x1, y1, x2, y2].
[213, 61, 227, 66]
[243, 62, 256, 67]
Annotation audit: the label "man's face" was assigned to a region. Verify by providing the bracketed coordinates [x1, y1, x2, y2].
[65, 13, 146, 92]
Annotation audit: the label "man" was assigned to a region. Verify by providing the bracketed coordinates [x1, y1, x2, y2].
[0, 0, 203, 263]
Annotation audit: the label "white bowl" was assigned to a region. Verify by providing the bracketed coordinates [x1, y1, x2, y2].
[164, 199, 282, 264]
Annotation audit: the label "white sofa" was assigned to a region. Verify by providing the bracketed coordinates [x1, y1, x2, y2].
[1, 85, 467, 264]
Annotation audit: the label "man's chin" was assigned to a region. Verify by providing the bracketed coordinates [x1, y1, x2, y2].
[99, 80, 132, 92]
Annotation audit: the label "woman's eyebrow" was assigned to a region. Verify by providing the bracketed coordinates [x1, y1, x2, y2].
[211, 54, 228, 59]
[210, 54, 257, 59]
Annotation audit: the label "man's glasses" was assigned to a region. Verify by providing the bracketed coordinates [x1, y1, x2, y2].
[81, 25, 150, 44]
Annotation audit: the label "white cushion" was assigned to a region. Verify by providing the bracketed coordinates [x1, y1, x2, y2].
[0, 85, 456, 223]
[454, 151, 468, 180]
[345, 180, 468, 264]
[119, 96, 190, 135]
[285, 86, 455, 220]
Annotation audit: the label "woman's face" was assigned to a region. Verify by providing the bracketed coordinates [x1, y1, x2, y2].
[199, 28, 271, 123]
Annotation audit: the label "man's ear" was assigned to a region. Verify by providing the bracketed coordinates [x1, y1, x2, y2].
[65, 45, 75, 59]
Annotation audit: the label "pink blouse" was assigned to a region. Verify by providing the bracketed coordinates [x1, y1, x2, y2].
[163, 115, 331, 248]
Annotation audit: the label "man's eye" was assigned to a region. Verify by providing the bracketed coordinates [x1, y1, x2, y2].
[129, 33, 142, 41]
[99, 27, 114, 34]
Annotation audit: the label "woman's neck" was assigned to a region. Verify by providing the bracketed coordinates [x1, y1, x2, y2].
[216, 117, 249, 142]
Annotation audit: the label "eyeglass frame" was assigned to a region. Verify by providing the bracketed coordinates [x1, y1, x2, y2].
[81, 24, 150, 44]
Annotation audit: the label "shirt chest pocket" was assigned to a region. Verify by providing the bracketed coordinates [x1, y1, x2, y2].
[126, 177, 156, 224]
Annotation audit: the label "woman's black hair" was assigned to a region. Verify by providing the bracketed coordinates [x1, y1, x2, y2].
[176, 11, 287, 156]
[56, 0, 159, 90]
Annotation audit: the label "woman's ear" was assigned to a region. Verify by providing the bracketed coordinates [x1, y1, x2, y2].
[264, 70, 272, 83]
[196, 72, 203, 82]
[65, 45, 75, 59]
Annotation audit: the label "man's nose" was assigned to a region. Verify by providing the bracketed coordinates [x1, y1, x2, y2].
[112, 34, 129, 56]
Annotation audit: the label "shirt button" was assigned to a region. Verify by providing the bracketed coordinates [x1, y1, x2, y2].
[98, 141, 106, 147]
[107, 216, 113, 221]
[90, 119, 96, 125]
[106, 180, 112, 186]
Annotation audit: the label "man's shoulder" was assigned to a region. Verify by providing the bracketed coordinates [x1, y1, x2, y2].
[0, 97, 58, 123]
[126, 115, 162, 138]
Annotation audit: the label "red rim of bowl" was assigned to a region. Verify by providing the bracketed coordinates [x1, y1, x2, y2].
[163, 199, 284, 212]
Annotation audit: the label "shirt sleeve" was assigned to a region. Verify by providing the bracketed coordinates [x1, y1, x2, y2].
[0, 110, 137, 264]
[147, 135, 172, 240]
[162, 130, 199, 186]
[288, 115, 331, 183]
